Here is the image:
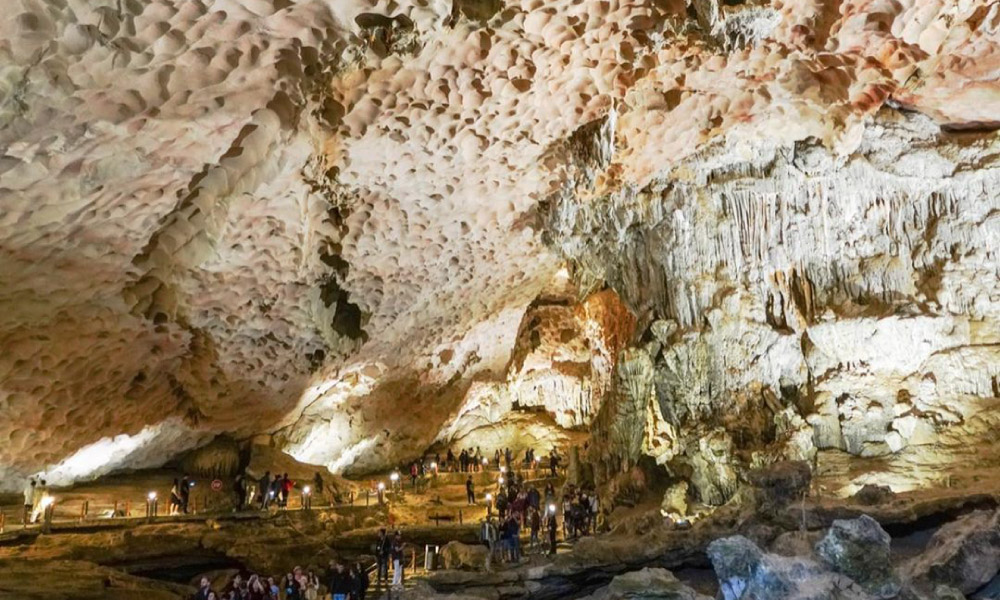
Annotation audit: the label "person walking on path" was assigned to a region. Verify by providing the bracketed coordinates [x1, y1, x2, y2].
[374, 528, 390, 590]
[22, 479, 34, 525]
[179, 474, 192, 514]
[391, 530, 405, 590]
[465, 476, 475, 505]
[258, 471, 272, 509]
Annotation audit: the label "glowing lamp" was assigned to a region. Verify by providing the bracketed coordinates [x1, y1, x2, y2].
[500, 466, 506, 473]
[482, 458, 488, 464]
[147, 491, 157, 501]
[40, 496, 55, 508]
[303, 486, 311, 495]
[377, 482, 386, 491]
[548, 504, 556, 514]
[430, 462, 437, 470]
[498, 477, 504, 485]
[390, 472, 399, 482]
[485, 493, 493, 501]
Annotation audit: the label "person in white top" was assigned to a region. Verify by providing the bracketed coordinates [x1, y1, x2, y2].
[30, 479, 50, 524]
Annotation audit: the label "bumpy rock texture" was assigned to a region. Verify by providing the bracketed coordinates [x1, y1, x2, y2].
[1, 0, 998, 488]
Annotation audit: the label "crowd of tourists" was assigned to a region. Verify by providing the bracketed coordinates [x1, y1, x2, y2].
[192, 529, 407, 600]
[480, 469, 602, 561]
[192, 561, 369, 600]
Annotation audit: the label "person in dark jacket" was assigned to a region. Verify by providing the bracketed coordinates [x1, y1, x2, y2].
[258, 471, 272, 509]
[351, 562, 369, 600]
[327, 561, 352, 600]
[374, 528, 390, 589]
[465, 476, 475, 504]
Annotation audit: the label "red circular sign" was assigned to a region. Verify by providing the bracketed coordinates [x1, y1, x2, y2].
[211, 479, 223, 491]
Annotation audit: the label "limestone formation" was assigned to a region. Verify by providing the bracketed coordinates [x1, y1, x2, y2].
[0, 0, 997, 504]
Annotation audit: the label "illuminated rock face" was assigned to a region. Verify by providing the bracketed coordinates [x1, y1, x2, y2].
[0, 0, 998, 489]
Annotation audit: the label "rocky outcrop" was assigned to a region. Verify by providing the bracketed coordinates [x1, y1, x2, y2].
[815, 516, 900, 599]
[903, 509, 1000, 595]
[707, 535, 874, 600]
[582, 568, 711, 600]
[440, 542, 490, 571]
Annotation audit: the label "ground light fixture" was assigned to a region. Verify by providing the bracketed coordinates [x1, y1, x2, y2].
[548, 504, 556, 514]
[40, 496, 55, 509]
[498, 477, 504, 485]
[147, 491, 157, 501]
[377, 482, 386, 491]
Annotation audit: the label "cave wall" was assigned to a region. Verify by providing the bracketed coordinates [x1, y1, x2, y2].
[556, 111, 1000, 501]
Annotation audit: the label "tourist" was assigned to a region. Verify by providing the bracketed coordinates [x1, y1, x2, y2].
[446, 448, 455, 471]
[22, 478, 34, 524]
[282, 571, 300, 599]
[234, 472, 247, 511]
[410, 461, 419, 489]
[327, 561, 352, 600]
[494, 449, 501, 470]
[498, 516, 511, 562]
[562, 496, 573, 537]
[352, 562, 369, 600]
[266, 576, 279, 599]
[529, 508, 541, 551]
[465, 476, 475, 505]
[279, 473, 293, 507]
[313, 472, 324, 496]
[504, 447, 512, 469]
[374, 528, 390, 588]
[481, 516, 498, 569]
[168, 478, 183, 516]
[247, 574, 267, 600]
[258, 471, 272, 509]
[496, 489, 508, 520]
[194, 577, 213, 600]
[391, 530, 405, 589]
[460, 449, 468, 473]
[589, 492, 600, 532]
[180, 474, 193, 513]
[29, 479, 49, 524]
[547, 508, 558, 555]
[549, 450, 559, 477]
[508, 514, 522, 562]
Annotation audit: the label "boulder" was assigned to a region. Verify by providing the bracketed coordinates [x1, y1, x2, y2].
[769, 530, 820, 558]
[815, 515, 900, 598]
[707, 535, 873, 600]
[748, 460, 811, 515]
[903, 510, 1000, 594]
[584, 568, 712, 600]
[853, 485, 895, 506]
[440, 541, 490, 571]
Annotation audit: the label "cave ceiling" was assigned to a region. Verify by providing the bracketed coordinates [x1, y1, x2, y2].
[0, 0, 997, 488]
